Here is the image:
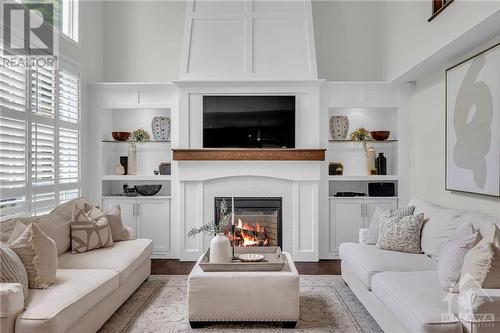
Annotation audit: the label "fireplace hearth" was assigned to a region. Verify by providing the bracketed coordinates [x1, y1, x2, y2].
[214, 197, 282, 248]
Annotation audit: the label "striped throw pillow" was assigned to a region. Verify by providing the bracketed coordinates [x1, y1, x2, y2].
[0, 245, 29, 303]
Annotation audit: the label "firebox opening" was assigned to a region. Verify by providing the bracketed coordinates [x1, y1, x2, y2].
[214, 197, 282, 248]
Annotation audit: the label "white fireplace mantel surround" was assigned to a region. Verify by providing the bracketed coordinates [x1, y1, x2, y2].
[177, 161, 321, 261]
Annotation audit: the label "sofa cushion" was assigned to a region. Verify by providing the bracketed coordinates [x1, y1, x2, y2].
[15, 268, 118, 333]
[339, 242, 437, 290]
[372, 271, 462, 333]
[410, 198, 466, 260]
[58, 239, 152, 284]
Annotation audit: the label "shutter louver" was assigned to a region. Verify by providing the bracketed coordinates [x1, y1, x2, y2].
[31, 66, 55, 119]
[58, 70, 79, 123]
[0, 54, 27, 112]
[59, 128, 78, 184]
[31, 123, 55, 185]
[60, 189, 79, 203]
[32, 191, 56, 216]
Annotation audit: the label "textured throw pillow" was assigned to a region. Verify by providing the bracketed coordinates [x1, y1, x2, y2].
[0, 245, 29, 303]
[365, 206, 415, 245]
[105, 205, 130, 242]
[460, 223, 500, 291]
[376, 213, 424, 253]
[437, 224, 481, 292]
[71, 207, 113, 253]
[8, 221, 58, 289]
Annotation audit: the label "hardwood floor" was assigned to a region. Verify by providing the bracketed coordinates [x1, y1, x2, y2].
[151, 259, 341, 275]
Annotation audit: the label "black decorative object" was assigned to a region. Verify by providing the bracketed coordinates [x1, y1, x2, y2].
[329, 162, 343, 175]
[375, 153, 387, 175]
[368, 183, 395, 197]
[123, 184, 138, 197]
[159, 162, 171, 175]
[135, 184, 162, 196]
[120, 156, 128, 175]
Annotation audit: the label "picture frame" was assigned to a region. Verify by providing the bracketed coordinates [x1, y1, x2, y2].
[445, 43, 500, 197]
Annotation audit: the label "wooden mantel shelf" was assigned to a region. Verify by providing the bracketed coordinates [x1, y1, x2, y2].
[172, 149, 326, 161]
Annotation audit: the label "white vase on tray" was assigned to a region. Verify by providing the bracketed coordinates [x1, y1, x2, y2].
[209, 233, 232, 264]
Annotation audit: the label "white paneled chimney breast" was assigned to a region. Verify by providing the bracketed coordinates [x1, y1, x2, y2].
[179, 0, 318, 80]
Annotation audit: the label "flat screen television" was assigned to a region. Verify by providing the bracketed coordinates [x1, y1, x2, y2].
[203, 95, 295, 148]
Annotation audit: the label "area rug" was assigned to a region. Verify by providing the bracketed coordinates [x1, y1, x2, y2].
[99, 275, 382, 333]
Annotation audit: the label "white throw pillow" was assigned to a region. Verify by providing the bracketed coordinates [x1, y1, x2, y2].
[8, 221, 58, 289]
[437, 224, 481, 292]
[376, 213, 424, 254]
[105, 205, 130, 242]
[365, 206, 415, 245]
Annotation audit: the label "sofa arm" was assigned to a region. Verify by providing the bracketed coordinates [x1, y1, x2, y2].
[459, 288, 500, 329]
[359, 228, 369, 244]
[1, 283, 24, 333]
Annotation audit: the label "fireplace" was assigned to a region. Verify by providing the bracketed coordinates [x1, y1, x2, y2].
[214, 197, 282, 248]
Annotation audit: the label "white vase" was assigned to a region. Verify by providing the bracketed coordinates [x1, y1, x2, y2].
[209, 233, 232, 264]
[128, 145, 137, 175]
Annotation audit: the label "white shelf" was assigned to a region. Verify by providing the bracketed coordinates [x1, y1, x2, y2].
[328, 175, 399, 181]
[101, 175, 171, 181]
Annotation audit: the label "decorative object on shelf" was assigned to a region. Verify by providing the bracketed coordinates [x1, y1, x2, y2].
[188, 199, 232, 264]
[237, 253, 265, 262]
[154, 170, 159, 175]
[159, 162, 171, 175]
[367, 147, 376, 175]
[349, 127, 372, 143]
[122, 184, 138, 197]
[370, 131, 390, 141]
[375, 153, 387, 175]
[120, 156, 128, 175]
[151, 117, 171, 142]
[334, 192, 366, 197]
[128, 129, 151, 175]
[114, 164, 125, 175]
[329, 115, 349, 140]
[134, 184, 162, 196]
[368, 183, 395, 197]
[445, 43, 500, 197]
[111, 131, 130, 141]
[329, 162, 344, 175]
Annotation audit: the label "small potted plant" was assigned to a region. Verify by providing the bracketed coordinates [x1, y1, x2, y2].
[188, 199, 232, 263]
[127, 128, 151, 175]
[349, 127, 374, 175]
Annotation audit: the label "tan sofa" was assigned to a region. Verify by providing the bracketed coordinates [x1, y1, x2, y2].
[0, 200, 152, 333]
[340, 198, 500, 333]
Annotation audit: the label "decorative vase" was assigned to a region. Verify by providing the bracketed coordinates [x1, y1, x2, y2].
[209, 233, 232, 264]
[376, 153, 387, 175]
[151, 117, 171, 142]
[366, 147, 376, 175]
[114, 164, 125, 175]
[330, 116, 349, 140]
[128, 145, 137, 175]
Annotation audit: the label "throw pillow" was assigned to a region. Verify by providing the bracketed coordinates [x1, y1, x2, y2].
[365, 205, 415, 245]
[376, 213, 424, 254]
[0, 245, 29, 304]
[437, 224, 481, 292]
[460, 223, 500, 291]
[71, 207, 113, 253]
[8, 221, 58, 289]
[105, 205, 130, 242]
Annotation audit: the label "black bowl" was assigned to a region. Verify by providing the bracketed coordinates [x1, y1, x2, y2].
[134, 184, 162, 196]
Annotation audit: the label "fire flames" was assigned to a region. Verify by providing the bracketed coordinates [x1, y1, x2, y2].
[226, 218, 271, 247]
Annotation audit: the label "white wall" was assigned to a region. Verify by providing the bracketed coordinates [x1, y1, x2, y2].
[102, 0, 186, 82]
[381, 0, 500, 81]
[312, 0, 383, 81]
[410, 37, 500, 217]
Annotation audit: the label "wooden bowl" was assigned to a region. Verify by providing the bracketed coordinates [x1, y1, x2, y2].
[112, 132, 130, 141]
[370, 131, 390, 141]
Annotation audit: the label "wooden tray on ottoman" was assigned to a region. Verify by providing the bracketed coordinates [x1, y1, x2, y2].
[199, 246, 285, 272]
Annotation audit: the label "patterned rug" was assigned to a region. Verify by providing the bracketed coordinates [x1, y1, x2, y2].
[99, 275, 382, 333]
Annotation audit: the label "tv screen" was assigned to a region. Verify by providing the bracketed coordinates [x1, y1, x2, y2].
[203, 96, 295, 148]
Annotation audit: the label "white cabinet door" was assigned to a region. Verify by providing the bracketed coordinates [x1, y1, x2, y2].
[330, 199, 364, 256]
[137, 199, 171, 257]
[365, 199, 398, 227]
[102, 198, 137, 231]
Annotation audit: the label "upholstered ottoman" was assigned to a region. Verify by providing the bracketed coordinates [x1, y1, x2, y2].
[187, 251, 299, 328]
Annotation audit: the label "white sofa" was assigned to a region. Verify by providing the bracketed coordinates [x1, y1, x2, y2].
[0, 200, 152, 333]
[340, 198, 500, 333]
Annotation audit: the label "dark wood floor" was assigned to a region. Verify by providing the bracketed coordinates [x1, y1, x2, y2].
[151, 259, 341, 275]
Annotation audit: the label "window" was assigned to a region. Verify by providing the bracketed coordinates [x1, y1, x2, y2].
[0, 50, 80, 219]
[16, 0, 79, 42]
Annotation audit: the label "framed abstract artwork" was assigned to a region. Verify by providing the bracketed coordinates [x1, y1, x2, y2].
[446, 43, 500, 197]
